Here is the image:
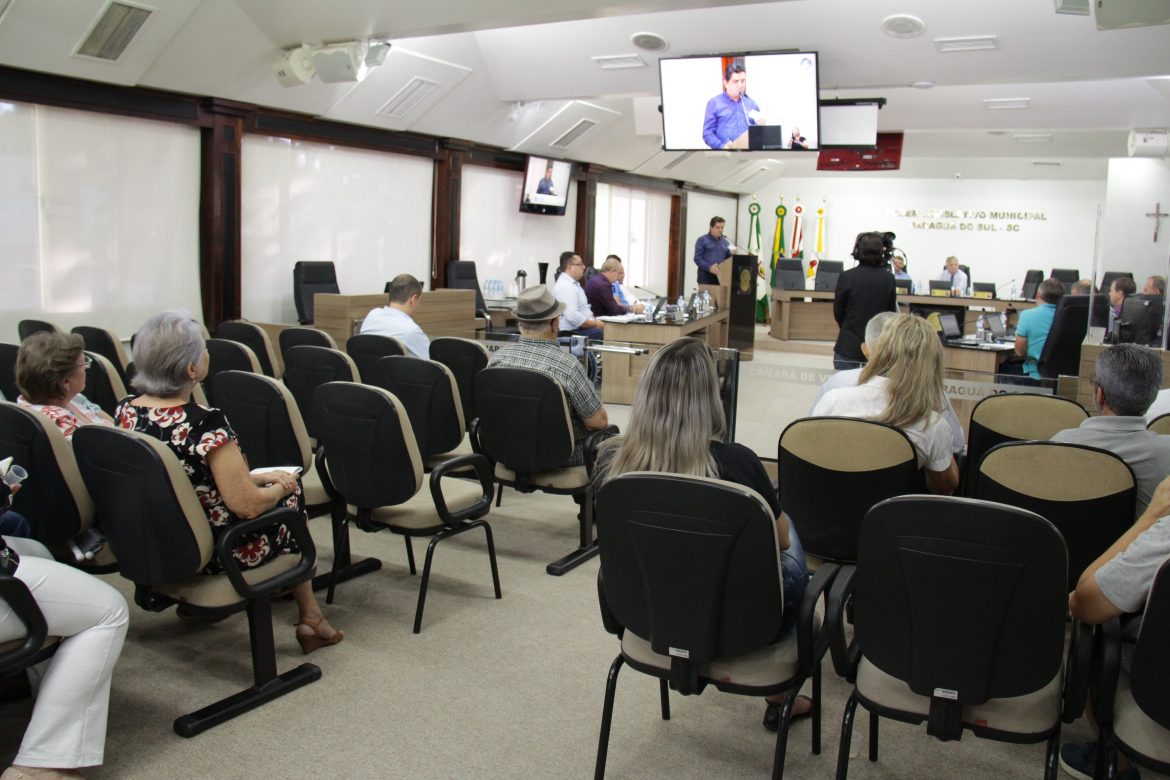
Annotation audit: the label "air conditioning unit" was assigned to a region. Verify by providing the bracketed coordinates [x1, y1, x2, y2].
[1128, 129, 1168, 158]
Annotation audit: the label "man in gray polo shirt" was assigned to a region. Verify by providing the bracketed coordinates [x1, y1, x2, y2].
[1051, 343, 1170, 518]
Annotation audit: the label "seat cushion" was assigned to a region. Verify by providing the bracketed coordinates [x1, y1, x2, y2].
[153, 553, 303, 608]
[1113, 670, 1170, 763]
[856, 657, 1062, 737]
[348, 476, 485, 531]
[494, 463, 588, 490]
[301, 466, 330, 506]
[423, 434, 475, 470]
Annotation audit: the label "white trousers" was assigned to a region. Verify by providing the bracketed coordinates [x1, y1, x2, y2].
[0, 537, 128, 769]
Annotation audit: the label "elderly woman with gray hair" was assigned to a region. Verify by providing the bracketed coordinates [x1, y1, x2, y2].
[114, 311, 342, 654]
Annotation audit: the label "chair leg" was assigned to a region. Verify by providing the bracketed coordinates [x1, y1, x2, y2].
[594, 655, 624, 780]
[546, 487, 600, 576]
[495, 483, 504, 507]
[1095, 727, 1113, 780]
[404, 535, 417, 575]
[412, 531, 444, 634]
[868, 710, 879, 762]
[836, 691, 860, 780]
[311, 509, 382, 599]
[1043, 727, 1060, 780]
[771, 685, 799, 780]
[480, 520, 502, 599]
[659, 679, 670, 720]
[812, 668, 822, 755]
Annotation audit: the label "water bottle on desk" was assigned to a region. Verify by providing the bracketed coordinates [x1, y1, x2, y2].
[976, 314, 985, 342]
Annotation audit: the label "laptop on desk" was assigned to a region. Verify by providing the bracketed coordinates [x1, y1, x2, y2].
[985, 314, 1008, 342]
[938, 312, 976, 343]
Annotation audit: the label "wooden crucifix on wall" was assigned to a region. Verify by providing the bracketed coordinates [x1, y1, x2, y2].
[1148, 202, 1168, 242]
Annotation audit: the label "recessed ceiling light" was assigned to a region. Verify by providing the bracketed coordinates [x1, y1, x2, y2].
[987, 130, 1008, 135]
[1014, 133, 1053, 143]
[985, 97, 1032, 110]
[935, 35, 999, 52]
[1031, 160, 1063, 166]
[591, 54, 646, 70]
[630, 32, 668, 52]
[881, 14, 926, 38]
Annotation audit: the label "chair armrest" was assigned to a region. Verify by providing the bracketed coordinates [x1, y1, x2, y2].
[429, 453, 493, 526]
[826, 565, 860, 682]
[0, 573, 48, 677]
[217, 505, 317, 600]
[313, 444, 343, 503]
[1088, 617, 1122, 729]
[583, 426, 620, 477]
[796, 562, 839, 675]
[1062, 619, 1095, 723]
[596, 569, 623, 638]
[467, 417, 482, 455]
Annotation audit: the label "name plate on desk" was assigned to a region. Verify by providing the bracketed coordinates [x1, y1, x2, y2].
[930, 289, 953, 297]
[971, 290, 994, 300]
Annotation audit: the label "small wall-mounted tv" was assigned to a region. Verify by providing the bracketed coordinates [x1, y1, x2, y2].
[520, 156, 572, 216]
[659, 50, 820, 152]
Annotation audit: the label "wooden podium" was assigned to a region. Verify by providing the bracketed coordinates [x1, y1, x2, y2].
[313, 289, 478, 349]
[699, 252, 756, 359]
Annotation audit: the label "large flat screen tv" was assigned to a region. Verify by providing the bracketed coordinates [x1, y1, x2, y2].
[659, 51, 820, 152]
[520, 156, 572, 216]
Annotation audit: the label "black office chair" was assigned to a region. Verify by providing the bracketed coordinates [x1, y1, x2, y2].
[369, 356, 470, 468]
[17, 320, 58, 342]
[430, 337, 491, 431]
[278, 327, 337, 364]
[959, 264, 971, 287]
[1021, 269, 1045, 300]
[313, 381, 499, 632]
[828, 495, 1085, 780]
[292, 261, 340, 325]
[0, 343, 18, 401]
[1090, 560, 1170, 777]
[216, 320, 280, 378]
[473, 366, 600, 576]
[72, 425, 320, 738]
[81, 351, 129, 416]
[1036, 295, 1089, 380]
[204, 338, 262, 407]
[280, 345, 358, 440]
[778, 417, 920, 564]
[974, 441, 1135, 592]
[962, 393, 1088, 495]
[345, 334, 405, 383]
[1099, 271, 1133, 294]
[72, 326, 133, 386]
[1050, 268, 1081, 293]
[447, 260, 490, 320]
[593, 472, 839, 779]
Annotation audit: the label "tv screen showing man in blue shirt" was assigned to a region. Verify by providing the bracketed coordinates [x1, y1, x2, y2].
[702, 62, 761, 149]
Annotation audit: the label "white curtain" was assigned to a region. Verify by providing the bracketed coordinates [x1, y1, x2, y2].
[594, 182, 672, 295]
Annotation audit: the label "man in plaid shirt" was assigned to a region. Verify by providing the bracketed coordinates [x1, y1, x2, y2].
[488, 285, 608, 465]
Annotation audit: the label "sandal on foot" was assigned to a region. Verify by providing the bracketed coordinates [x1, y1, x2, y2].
[295, 615, 344, 655]
[763, 695, 813, 732]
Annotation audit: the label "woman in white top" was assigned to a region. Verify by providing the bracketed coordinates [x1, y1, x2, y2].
[15, 332, 115, 441]
[812, 313, 959, 494]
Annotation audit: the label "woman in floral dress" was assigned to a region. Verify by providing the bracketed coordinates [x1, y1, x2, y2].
[115, 311, 342, 654]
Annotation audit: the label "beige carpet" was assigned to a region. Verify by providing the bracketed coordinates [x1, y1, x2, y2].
[0, 486, 1140, 780]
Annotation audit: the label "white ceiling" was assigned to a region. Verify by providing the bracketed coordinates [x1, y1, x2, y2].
[0, 0, 1167, 192]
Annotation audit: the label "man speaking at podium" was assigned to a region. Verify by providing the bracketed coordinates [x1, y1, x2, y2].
[702, 62, 762, 150]
[694, 216, 735, 284]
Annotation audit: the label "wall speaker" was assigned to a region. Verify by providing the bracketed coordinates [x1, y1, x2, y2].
[1128, 129, 1168, 158]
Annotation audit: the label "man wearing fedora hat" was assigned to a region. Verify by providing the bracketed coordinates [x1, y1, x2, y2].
[488, 285, 609, 466]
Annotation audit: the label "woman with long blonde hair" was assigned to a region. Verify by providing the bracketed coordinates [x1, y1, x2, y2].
[812, 313, 959, 493]
[594, 337, 811, 729]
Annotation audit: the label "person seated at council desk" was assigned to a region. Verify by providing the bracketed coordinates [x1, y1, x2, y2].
[359, 273, 430, 359]
[553, 251, 605, 340]
[114, 311, 343, 653]
[1143, 274, 1166, 297]
[935, 256, 968, 295]
[1001, 277, 1064, 382]
[1070, 279, 1093, 296]
[813, 313, 960, 495]
[584, 256, 645, 317]
[593, 337, 811, 731]
[891, 251, 911, 281]
[15, 331, 115, 441]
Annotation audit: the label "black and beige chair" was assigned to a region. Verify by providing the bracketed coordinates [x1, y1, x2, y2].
[81, 351, 128, 416]
[17, 320, 59, 341]
[216, 320, 281, 379]
[345, 333, 405, 383]
[430, 336, 491, 432]
[280, 345, 358, 440]
[211, 370, 333, 518]
[369, 356, 472, 469]
[963, 393, 1088, 495]
[72, 325, 133, 386]
[292, 260, 339, 325]
[0, 401, 112, 572]
[313, 381, 499, 633]
[204, 338, 262, 407]
[473, 366, 599, 576]
[278, 326, 337, 365]
[1147, 413, 1170, 435]
[0, 343, 18, 400]
[1090, 559, 1170, 778]
[778, 417, 920, 565]
[828, 496, 1086, 780]
[72, 425, 320, 737]
[593, 473, 839, 780]
[973, 441, 1135, 592]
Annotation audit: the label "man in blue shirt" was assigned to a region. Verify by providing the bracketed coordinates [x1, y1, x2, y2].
[702, 63, 760, 149]
[536, 163, 556, 195]
[693, 217, 733, 285]
[1011, 277, 1064, 379]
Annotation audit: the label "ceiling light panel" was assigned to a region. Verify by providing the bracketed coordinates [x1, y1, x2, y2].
[591, 54, 645, 70]
[934, 35, 999, 52]
[1013, 133, 1053, 143]
[984, 98, 1032, 110]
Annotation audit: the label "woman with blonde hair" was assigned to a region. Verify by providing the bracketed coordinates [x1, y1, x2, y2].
[812, 313, 959, 494]
[594, 337, 811, 729]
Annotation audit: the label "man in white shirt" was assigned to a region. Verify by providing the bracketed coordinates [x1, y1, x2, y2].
[935, 256, 968, 294]
[553, 251, 604, 340]
[359, 274, 430, 359]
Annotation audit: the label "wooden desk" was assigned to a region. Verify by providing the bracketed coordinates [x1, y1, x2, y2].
[600, 310, 729, 404]
[313, 290, 478, 348]
[769, 289, 1036, 342]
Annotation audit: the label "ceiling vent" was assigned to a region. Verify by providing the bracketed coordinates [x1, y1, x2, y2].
[1014, 133, 1053, 143]
[76, 1, 153, 61]
[881, 14, 926, 38]
[377, 77, 439, 119]
[630, 32, 668, 52]
[985, 97, 1032, 110]
[662, 152, 694, 170]
[934, 35, 999, 52]
[551, 119, 598, 149]
[1032, 159, 1064, 167]
[737, 166, 772, 186]
[1054, 0, 1091, 15]
[591, 54, 645, 70]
